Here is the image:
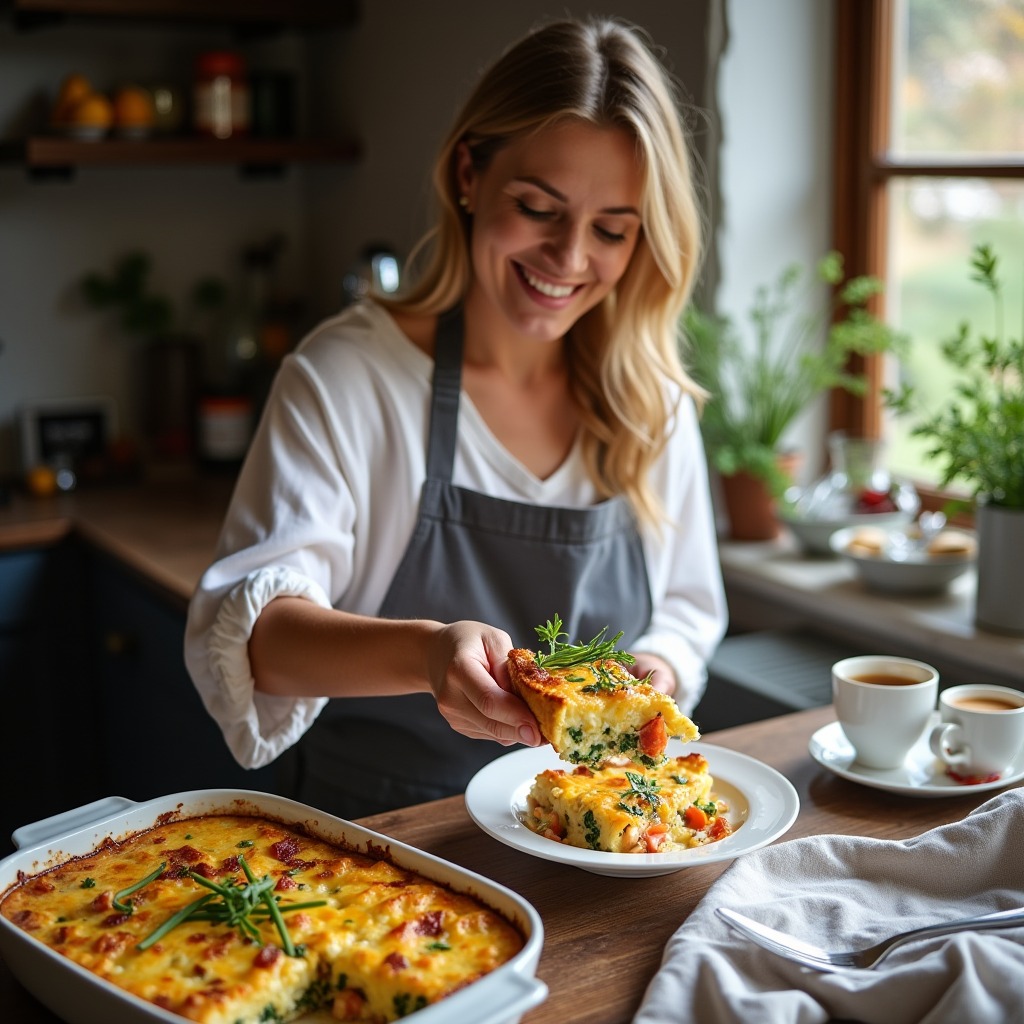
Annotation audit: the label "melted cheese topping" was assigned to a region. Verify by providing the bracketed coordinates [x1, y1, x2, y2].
[527, 754, 731, 853]
[1, 816, 523, 1023]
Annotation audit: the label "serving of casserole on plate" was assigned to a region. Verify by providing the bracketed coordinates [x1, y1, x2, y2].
[0, 791, 546, 1024]
[466, 741, 800, 878]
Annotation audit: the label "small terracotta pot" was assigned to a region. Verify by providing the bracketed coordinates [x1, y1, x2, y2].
[721, 452, 801, 542]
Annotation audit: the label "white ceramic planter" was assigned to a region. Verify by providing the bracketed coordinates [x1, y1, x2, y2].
[975, 504, 1024, 636]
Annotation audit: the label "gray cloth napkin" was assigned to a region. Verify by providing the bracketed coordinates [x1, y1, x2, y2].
[634, 789, 1024, 1024]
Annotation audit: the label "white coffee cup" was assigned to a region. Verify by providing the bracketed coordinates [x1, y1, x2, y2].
[832, 656, 939, 769]
[929, 685, 1024, 778]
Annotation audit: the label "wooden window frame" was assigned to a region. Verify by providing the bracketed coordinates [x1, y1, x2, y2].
[830, 0, 1024, 513]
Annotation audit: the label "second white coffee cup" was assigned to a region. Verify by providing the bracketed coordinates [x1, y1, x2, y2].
[929, 685, 1024, 778]
[833, 655, 939, 769]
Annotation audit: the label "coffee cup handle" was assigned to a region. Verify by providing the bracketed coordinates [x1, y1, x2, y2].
[929, 722, 971, 768]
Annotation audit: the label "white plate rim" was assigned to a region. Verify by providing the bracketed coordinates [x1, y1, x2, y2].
[465, 741, 800, 877]
[808, 716, 1024, 797]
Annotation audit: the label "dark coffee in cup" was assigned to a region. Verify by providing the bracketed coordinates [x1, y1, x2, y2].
[850, 673, 920, 686]
[948, 696, 1021, 713]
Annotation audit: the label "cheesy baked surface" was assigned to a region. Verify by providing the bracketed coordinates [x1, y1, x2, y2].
[508, 649, 698, 768]
[1, 815, 522, 1022]
[526, 754, 732, 854]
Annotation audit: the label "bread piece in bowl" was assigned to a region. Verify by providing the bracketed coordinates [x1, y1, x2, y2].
[507, 648, 698, 768]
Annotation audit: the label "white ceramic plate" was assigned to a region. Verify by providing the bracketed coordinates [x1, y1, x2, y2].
[465, 740, 800, 878]
[809, 714, 1024, 797]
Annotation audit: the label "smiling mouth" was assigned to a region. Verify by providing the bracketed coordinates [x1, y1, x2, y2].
[514, 262, 581, 299]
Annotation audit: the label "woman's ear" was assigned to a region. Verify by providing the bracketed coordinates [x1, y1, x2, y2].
[454, 141, 476, 211]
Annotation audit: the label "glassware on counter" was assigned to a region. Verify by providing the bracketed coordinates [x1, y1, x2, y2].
[789, 431, 919, 522]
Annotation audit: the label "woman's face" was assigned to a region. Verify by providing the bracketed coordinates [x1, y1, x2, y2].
[457, 120, 644, 343]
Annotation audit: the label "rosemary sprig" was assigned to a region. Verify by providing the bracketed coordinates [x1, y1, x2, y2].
[113, 861, 167, 915]
[534, 614, 636, 670]
[135, 854, 326, 956]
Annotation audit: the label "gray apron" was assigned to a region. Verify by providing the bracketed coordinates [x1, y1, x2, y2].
[283, 307, 652, 818]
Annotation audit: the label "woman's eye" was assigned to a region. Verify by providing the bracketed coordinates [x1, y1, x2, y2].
[515, 199, 553, 219]
[596, 225, 627, 244]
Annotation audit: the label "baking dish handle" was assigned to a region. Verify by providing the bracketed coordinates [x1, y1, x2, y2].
[12, 796, 138, 851]
[445, 970, 548, 1024]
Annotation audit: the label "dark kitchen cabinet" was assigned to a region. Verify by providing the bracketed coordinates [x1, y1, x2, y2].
[90, 549, 278, 803]
[0, 539, 278, 856]
[0, 540, 99, 855]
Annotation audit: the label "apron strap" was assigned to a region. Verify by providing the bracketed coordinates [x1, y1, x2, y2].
[425, 306, 465, 483]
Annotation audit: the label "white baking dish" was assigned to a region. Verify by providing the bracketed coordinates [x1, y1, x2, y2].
[0, 790, 547, 1024]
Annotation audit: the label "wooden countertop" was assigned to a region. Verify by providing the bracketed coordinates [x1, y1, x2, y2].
[0, 477, 234, 607]
[3, 706, 1018, 1024]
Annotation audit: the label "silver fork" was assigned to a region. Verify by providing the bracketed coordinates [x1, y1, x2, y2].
[717, 906, 1024, 972]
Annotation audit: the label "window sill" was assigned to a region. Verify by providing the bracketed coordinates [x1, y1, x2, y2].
[718, 530, 1022, 685]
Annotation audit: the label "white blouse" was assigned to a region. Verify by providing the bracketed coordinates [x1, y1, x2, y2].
[184, 301, 728, 769]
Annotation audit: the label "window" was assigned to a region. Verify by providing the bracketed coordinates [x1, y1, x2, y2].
[832, 0, 1024, 494]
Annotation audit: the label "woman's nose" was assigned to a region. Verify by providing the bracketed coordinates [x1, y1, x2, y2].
[545, 221, 588, 277]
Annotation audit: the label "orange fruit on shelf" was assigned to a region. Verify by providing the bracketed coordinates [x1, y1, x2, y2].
[26, 465, 58, 498]
[71, 92, 114, 129]
[113, 84, 155, 130]
[52, 73, 93, 127]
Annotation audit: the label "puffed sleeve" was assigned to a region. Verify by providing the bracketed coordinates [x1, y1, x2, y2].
[631, 394, 728, 715]
[184, 354, 357, 769]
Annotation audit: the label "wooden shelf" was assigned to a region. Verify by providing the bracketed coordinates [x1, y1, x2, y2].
[3, 0, 358, 28]
[0, 135, 361, 168]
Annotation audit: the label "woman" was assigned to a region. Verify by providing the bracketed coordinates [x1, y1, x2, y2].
[185, 17, 727, 819]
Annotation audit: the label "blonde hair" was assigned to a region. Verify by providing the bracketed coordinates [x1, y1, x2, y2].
[383, 17, 704, 525]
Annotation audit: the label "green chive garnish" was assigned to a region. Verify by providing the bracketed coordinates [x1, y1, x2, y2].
[113, 861, 166, 914]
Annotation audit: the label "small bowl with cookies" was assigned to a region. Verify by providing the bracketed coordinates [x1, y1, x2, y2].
[829, 523, 977, 595]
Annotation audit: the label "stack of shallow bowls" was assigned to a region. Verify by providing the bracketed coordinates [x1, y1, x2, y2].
[829, 526, 977, 595]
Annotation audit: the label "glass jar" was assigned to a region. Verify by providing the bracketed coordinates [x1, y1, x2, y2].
[194, 51, 249, 140]
[791, 431, 920, 520]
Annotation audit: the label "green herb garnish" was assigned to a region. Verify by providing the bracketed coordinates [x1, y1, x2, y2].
[622, 771, 661, 813]
[237, 840, 254, 848]
[567, 726, 583, 744]
[394, 993, 428, 1017]
[619, 733, 639, 752]
[692, 798, 718, 817]
[534, 613, 636, 670]
[260, 1006, 283, 1023]
[80, 878, 96, 889]
[336, 972, 348, 990]
[113, 861, 167, 915]
[136, 854, 325, 956]
[184, 834, 192, 840]
[582, 810, 601, 849]
[426, 941, 451, 951]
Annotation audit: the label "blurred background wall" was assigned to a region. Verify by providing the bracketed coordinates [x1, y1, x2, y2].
[0, 0, 832, 480]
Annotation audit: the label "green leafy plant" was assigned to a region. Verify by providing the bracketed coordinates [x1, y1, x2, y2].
[533, 613, 635, 670]
[684, 253, 905, 495]
[885, 243, 1024, 509]
[81, 250, 226, 341]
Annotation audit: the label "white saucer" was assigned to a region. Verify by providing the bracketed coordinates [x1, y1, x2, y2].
[809, 713, 1024, 797]
[464, 740, 800, 878]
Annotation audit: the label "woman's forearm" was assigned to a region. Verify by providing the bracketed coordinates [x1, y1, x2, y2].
[249, 597, 441, 698]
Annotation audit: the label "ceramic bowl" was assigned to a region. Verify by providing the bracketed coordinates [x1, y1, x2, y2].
[778, 510, 913, 555]
[830, 526, 977, 594]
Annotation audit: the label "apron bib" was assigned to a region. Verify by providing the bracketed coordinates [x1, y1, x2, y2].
[283, 307, 652, 818]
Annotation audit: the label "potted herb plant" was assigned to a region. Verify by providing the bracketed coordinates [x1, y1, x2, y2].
[82, 252, 226, 461]
[685, 253, 904, 540]
[887, 244, 1024, 635]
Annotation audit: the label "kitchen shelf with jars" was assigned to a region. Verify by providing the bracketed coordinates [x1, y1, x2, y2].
[1, 6, 361, 173]
[1, 0, 358, 30]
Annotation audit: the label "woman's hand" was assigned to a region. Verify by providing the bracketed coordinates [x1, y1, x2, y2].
[632, 652, 677, 696]
[426, 621, 542, 747]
